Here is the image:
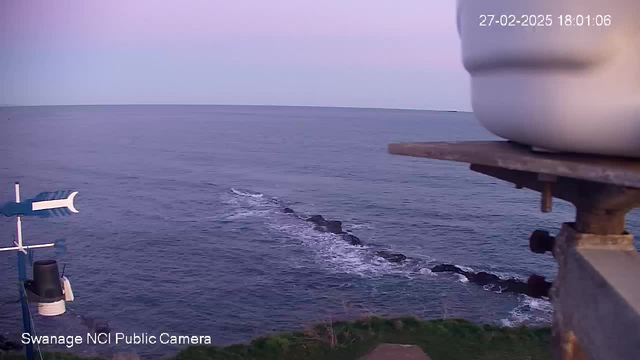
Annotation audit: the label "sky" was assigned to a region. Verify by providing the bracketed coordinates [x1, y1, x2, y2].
[0, 1, 471, 111]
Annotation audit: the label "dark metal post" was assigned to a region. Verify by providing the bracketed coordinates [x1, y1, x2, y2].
[15, 182, 34, 360]
[18, 249, 34, 360]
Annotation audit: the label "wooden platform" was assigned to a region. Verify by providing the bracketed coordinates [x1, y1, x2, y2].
[360, 344, 431, 360]
[388, 141, 640, 189]
[388, 140, 640, 360]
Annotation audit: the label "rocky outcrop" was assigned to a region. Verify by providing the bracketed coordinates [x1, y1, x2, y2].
[280, 207, 403, 261]
[431, 264, 532, 296]
[342, 233, 362, 246]
[376, 251, 407, 263]
[324, 221, 343, 234]
[234, 191, 537, 299]
[306, 215, 326, 225]
[307, 215, 344, 235]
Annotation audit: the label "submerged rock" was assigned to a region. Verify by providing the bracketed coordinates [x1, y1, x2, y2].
[306, 215, 327, 226]
[325, 220, 343, 234]
[376, 251, 407, 263]
[307, 215, 343, 234]
[430, 264, 532, 297]
[282, 208, 295, 214]
[342, 233, 362, 246]
[431, 264, 464, 274]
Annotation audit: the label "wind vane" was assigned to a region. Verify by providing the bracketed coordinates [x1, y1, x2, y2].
[1, 182, 80, 360]
[1, 187, 78, 253]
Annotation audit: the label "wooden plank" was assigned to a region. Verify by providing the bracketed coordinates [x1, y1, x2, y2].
[388, 141, 640, 188]
[360, 344, 431, 360]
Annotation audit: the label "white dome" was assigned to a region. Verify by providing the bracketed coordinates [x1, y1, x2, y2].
[457, 0, 640, 157]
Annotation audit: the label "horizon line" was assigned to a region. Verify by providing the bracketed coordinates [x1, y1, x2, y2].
[0, 103, 470, 113]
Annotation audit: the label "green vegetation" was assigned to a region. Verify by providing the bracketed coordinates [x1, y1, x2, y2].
[0, 353, 102, 360]
[176, 317, 551, 360]
[1, 317, 551, 360]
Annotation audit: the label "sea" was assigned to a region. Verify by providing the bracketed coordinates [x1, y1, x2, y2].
[0, 105, 638, 358]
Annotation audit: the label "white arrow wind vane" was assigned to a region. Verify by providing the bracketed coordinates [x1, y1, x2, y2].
[32, 191, 79, 213]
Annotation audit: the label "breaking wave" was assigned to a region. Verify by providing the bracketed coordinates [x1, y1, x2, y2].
[225, 187, 550, 326]
[226, 187, 434, 278]
[500, 296, 553, 327]
[231, 188, 264, 198]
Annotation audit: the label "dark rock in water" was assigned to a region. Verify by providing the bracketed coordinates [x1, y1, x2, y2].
[307, 215, 343, 234]
[376, 251, 407, 263]
[282, 208, 295, 214]
[313, 225, 327, 233]
[306, 215, 327, 226]
[504, 279, 530, 295]
[469, 271, 501, 286]
[342, 233, 362, 246]
[325, 220, 343, 234]
[430, 264, 532, 296]
[431, 264, 465, 274]
[527, 275, 552, 298]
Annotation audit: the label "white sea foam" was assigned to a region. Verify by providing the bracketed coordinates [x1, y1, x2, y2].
[349, 223, 374, 230]
[226, 210, 272, 220]
[523, 296, 553, 312]
[500, 310, 530, 327]
[457, 265, 475, 273]
[418, 267, 436, 276]
[500, 295, 553, 327]
[486, 269, 528, 281]
[269, 222, 416, 278]
[231, 188, 264, 198]
[224, 188, 415, 279]
[223, 187, 509, 288]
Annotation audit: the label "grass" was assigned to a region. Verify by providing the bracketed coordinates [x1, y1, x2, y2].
[1, 317, 551, 360]
[0, 353, 103, 360]
[175, 317, 551, 360]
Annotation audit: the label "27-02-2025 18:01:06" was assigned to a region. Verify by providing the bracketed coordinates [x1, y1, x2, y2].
[479, 14, 612, 27]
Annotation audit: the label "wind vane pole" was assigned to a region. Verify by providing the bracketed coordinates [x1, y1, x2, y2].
[1, 182, 80, 360]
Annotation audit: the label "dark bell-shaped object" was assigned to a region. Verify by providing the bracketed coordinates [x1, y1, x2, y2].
[31, 260, 64, 301]
[24, 260, 72, 316]
[25, 260, 64, 303]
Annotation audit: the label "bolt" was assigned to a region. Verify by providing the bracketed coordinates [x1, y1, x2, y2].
[527, 274, 552, 298]
[529, 230, 555, 254]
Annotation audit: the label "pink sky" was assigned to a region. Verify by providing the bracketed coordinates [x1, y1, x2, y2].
[0, 0, 471, 110]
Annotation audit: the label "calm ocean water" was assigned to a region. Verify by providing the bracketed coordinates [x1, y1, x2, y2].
[1, 105, 638, 358]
